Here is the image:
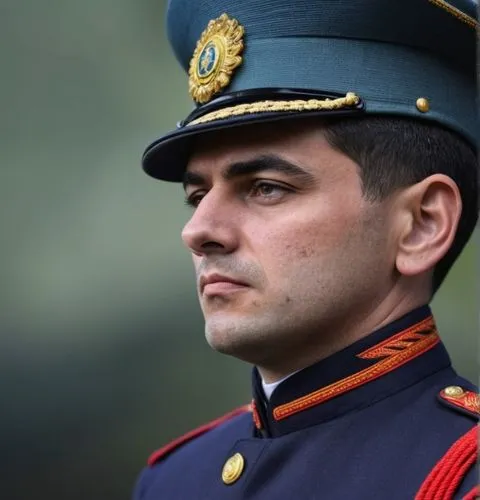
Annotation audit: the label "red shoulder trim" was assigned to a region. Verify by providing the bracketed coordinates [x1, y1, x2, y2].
[415, 426, 478, 500]
[439, 387, 480, 419]
[147, 404, 251, 466]
[463, 485, 479, 500]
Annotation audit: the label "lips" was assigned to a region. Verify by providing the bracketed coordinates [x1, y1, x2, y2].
[200, 273, 249, 294]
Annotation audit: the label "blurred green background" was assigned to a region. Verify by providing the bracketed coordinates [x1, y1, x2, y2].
[1, 1, 477, 499]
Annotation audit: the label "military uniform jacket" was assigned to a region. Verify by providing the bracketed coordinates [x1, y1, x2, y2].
[133, 306, 479, 499]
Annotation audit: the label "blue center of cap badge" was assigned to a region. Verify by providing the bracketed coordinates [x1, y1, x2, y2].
[197, 41, 220, 79]
[189, 13, 245, 104]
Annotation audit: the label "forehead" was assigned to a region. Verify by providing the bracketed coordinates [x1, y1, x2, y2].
[187, 119, 330, 172]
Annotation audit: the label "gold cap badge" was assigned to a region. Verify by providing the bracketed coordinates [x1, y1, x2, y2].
[189, 13, 245, 104]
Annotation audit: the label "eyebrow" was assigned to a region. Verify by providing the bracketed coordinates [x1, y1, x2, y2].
[182, 154, 315, 190]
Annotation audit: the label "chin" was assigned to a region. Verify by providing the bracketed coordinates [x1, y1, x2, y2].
[204, 316, 267, 359]
[205, 321, 242, 354]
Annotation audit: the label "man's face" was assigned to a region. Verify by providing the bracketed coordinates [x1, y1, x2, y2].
[181, 120, 397, 374]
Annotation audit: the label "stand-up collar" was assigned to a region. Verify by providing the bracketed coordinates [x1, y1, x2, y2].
[251, 306, 451, 437]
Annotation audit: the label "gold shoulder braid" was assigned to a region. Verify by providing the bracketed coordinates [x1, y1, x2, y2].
[189, 13, 245, 104]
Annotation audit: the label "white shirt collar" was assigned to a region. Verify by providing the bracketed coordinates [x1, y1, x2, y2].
[261, 371, 299, 400]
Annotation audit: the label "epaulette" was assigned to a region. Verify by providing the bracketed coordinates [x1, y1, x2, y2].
[147, 404, 251, 466]
[438, 386, 480, 419]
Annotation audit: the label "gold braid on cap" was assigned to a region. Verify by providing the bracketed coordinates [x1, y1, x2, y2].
[428, 0, 477, 28]
[187, 92, 361, 126]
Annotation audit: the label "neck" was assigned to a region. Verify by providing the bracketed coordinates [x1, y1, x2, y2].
[258, 292, 427, 384]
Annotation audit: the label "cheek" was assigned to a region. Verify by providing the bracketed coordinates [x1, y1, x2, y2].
[248, 220, 340, 274]
[275, 210, 359, 260]
[191, 255, 202, 277]
[243, 187, 368, 269]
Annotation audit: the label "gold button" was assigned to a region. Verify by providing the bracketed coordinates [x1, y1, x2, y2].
[444, 386, 465, 398]
[416, 97, 430, 113]
[222, 453, 245, 485]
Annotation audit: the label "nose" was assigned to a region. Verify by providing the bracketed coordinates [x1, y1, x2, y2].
[181, 189, 239, 256]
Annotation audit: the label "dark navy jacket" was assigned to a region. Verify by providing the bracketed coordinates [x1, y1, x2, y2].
[133, 306, 478, 499]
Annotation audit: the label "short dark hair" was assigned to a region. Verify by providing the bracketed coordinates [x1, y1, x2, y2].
[323, 116, 478, 293]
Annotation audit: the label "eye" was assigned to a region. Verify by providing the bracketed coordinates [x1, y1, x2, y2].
[184, 191, 206, 208]
[250, 181, 292, 202]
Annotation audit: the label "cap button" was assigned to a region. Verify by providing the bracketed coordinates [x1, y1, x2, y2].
[416, 97, 430, 113]
[444, 386, 465, 398]
[222, 452, 245, 484]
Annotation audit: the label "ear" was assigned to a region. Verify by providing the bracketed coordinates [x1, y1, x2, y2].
[394, 174, 462, 278]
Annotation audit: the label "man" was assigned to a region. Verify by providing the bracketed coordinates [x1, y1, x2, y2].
[134, 0, 479, 498]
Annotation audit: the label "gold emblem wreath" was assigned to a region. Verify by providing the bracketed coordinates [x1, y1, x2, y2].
[189, 13, 244, 104]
